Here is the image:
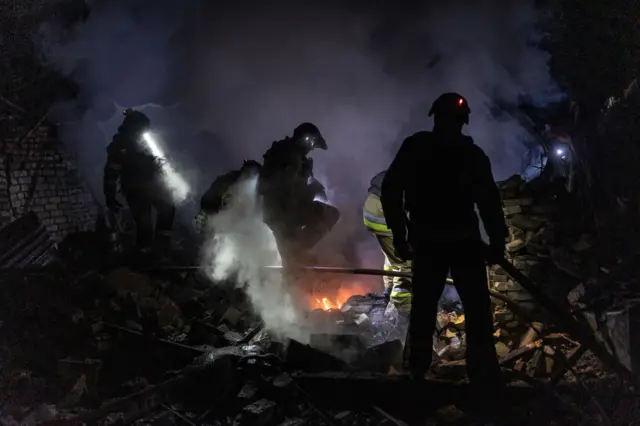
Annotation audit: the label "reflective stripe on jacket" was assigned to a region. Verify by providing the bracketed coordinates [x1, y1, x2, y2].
[363, 193, 391, 233]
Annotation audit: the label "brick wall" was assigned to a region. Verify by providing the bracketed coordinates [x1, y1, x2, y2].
[0, 122, 98, 241]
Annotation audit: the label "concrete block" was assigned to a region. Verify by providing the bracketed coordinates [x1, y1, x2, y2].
[605, 304, 640, 372]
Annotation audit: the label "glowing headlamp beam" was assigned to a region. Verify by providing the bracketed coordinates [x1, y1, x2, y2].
[142, 132, 190, 202]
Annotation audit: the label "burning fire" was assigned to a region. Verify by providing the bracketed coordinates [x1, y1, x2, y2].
[311, 282, 373, 311]
[314, 296, 346, 311]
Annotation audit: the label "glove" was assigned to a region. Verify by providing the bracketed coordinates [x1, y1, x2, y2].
[393, 239, 413, 261]
[485, 241, 506, 266]
[106, 197, 123, 211]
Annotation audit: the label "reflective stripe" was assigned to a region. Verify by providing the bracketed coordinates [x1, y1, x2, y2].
[363, 210, 387, 226]
[363, 216, 390, 232]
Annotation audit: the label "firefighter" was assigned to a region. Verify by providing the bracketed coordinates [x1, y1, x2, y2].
[103, 109, 176, 253]
[381, 93, 508, 418]
[194, 160, 262, 234]
[259, 122, 340, 264]
[363, 170, 412, 311]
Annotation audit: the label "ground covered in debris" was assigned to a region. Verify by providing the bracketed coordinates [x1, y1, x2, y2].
[1, 236, 639, 426]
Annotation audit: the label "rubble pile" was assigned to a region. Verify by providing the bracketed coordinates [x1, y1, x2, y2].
[489, 175, 593, 336]
[0, 257, 406, 425]
[1, 226, 639, 425]
[306, 292, 406, 370]
[484, 173, 640, 382]
[1, 212, 639, 425]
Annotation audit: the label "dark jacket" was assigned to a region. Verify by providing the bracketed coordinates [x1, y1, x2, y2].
[368, 171, 386, 197]
[200, 170, 242, 214]
[259, 137, 317, 210]
[261, 138, 313, 181]
[103, 131, 163, 198]
[380, 131, 508, 246]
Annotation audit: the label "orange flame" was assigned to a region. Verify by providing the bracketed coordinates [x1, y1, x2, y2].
[311, 282, 373, 311]
[315, 296, 344, 311]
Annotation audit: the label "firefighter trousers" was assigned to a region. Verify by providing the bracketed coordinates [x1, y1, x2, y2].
[408, 238, 501, 390]
[363, 193, 412, 311]
[124, 191, 176, 251]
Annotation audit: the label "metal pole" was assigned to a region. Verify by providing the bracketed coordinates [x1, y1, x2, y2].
[144, 264, 454, 283]
[264, 265, 412, 278]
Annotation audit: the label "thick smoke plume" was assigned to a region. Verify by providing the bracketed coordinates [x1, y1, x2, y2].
[38, 0, 563, 275]
[201, 175, 313, 342]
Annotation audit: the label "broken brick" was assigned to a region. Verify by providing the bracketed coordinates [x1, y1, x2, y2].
[236, 399, 278, 426]
[221, 305, 244, 326]
[508, 214, 543, 231]
[238, 382, 258, 399]
[506, 239, 526, 252]
[503, 205, 522, 216]
[277, 418, 306, 426]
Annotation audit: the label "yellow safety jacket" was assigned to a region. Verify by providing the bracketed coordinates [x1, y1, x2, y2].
[363, 193, 391, 234]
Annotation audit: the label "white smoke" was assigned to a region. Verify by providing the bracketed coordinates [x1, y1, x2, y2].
[200, 174, 312, 343]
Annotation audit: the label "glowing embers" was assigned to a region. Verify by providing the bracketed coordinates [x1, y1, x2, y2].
[313, 296, 346, 311]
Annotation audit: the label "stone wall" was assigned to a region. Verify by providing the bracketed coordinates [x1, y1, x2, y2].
[0, 122, 98, 241]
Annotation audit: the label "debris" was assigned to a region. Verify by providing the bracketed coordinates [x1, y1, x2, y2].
[57, 358, 102, 393]
[495, 342, 511, 358]
[220, 305, 244, 326]
[20, 404, 58, 425]
[520, 322, 544, 347]
[503, 205, 522, 216]
[277, 419, 306, 426]
[235, 399, 278, 426]
[285, 339, 348, 372]
[0, 212, 57, 268]
[508, 214, 543, 231]
[572, 234, 592, 252]
[507, 239, 526, 252]
[273, 373, 293, 388]
[605, 306, 640, 372]
[354, 313, 370, 326]
[60, 375, 87, 408]
[238, 383, 258, 399]
[109, 268, 155, 298]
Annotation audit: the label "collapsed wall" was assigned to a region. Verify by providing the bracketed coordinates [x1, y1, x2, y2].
[489, 174, 593, 339]
[0, 122, 98, 241]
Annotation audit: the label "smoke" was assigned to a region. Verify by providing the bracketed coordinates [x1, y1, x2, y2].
[37, 0, 564, 267]
[200, 175, 313, 342]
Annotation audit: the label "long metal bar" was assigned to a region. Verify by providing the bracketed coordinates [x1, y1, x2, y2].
[144, 264, 455, 282]
[264, 265, 446, 280]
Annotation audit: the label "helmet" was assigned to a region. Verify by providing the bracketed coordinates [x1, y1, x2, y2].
[240, 159, 262, 175]
[428, 93, 471, 124]
[293, 122, 327, 150]
[122, 108, 151, 131]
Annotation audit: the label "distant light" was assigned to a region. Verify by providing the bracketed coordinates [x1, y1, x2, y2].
[556, 148, 564, 156]
[141, 132, 190, 203]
